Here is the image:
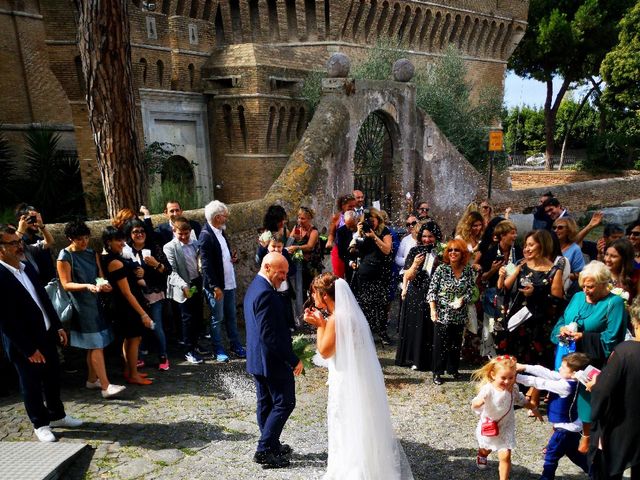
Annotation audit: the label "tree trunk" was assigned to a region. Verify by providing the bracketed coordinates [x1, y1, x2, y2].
[73, 0, 145, 218]
[559, 83, 599, 169]
[543, 78, 571, 170]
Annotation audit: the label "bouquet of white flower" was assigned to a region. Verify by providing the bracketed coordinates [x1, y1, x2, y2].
[291, 334, 315, 375]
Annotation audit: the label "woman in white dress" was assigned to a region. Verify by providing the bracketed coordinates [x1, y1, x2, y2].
[304, 273, 414, 480]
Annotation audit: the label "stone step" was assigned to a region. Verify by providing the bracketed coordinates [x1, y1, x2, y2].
[0, 441, 87, 480]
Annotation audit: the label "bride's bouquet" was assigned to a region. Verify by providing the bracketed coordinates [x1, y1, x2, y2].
[291, 334, 316, 375]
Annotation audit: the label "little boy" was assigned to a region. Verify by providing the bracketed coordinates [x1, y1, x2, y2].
[516, 352, 590, 480]
[163, 216, 204, 364]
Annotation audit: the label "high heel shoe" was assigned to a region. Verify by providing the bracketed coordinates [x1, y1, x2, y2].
[127, 377, 153, 385]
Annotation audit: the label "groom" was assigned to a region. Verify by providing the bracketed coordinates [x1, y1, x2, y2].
[245, 252, 303, 469]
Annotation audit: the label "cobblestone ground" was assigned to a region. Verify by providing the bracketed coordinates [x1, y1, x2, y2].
[1, 329, 589, 480]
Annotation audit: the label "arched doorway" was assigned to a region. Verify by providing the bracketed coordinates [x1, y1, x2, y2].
[353, 111, 394, 212]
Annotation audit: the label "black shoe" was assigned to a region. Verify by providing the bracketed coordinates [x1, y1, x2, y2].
[379, 332, 392, 346]
[257, 452, 290, 469]
[278, 444, 292, 456]
[433, 375, 444, 385]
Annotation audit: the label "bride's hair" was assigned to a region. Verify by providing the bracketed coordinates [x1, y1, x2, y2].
[311, 272, 338, 300]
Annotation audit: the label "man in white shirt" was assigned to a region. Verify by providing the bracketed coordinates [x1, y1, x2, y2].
[0, 224, 82, 442]
[199, 201, 246, 363]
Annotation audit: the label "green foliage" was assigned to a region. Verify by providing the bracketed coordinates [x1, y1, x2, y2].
[351, 38, 405, 81]
[21, 128, 85, 222]
[414, 46, 503, 170]
[149, 180, 199, 214]
[300, 70, 325, 115]
[600, 2, 640, 115]
[144, 141, 177, 175]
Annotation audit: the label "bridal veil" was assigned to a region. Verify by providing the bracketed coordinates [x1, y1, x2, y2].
[323, 278, 413, 479]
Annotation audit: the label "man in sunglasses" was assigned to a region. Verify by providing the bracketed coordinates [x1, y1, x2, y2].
[0, 224, 82, 442]
[395, 215, 419, 273]
[415, 201, 431, 221]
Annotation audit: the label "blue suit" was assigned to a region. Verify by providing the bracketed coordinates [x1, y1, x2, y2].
[0, 261, 66, 428]
[244, 274, 299, 454]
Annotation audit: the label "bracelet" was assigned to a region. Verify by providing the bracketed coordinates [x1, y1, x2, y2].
[16, 230, 25, 236]
[154, 263, 162, 270]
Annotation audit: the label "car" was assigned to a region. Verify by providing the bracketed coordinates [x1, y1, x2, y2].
[525, 153, 545, 166]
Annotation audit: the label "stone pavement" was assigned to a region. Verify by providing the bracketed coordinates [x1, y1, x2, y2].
[0, 339, 589, 480]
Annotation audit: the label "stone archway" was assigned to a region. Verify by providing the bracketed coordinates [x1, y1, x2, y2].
[353, 110, 394, 212]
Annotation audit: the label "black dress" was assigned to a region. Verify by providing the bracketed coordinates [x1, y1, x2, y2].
[353, 227, 392, 335]
[101, 252, 147, 339]
[590, 341, 640, 479]
[499, 263, 560, 366]
[394, 247, 437, 371]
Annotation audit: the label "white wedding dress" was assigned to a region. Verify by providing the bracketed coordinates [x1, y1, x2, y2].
[317, 278, 414, 480]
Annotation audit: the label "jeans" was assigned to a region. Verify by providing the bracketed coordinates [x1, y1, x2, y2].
[147, 300, 167, 357]
[204, 287, 242, 352]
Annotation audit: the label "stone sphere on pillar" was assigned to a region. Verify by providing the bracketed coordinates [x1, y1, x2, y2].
[392, 59, 415, 82]
[326, 53, 351, 78]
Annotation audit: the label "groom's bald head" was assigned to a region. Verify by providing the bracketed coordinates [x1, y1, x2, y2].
[261, 252, 289, 289]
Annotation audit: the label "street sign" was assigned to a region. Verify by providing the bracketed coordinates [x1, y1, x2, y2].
[488, 130, 503, 151]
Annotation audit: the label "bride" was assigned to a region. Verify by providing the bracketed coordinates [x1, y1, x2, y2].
[304, 273, 414, 479]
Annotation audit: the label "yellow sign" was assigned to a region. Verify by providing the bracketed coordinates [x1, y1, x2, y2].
[488, 130, 503, 151]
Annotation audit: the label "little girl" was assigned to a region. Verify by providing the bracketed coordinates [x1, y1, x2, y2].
[471, 355, 542, 479]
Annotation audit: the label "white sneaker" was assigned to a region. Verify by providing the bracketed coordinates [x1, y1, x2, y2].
[86, 379, 101, 389]
[101, 384, 126, 399]
[50, 415, 83, 428]
[34, 426, 56, 442]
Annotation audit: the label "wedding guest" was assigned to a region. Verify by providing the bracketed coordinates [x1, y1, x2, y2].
[0, 224, 83, 442]
[164, 217, 204, 365]
[335, 210, 358, 285]
[101, 226, 154, 385]
[553, 217, 585, 296]
[395, 221, 441, 371]
[57, 221, 125, 398]
[155, 200, 201, 246]
[589, 298, 640, 480]
[533, 192, 555, 231]
[428, 238, 476, 385]
[350, 207, 393, 344]
[326, 194, 356, 278]
[455, 211, 484, 260]
[395, 215, 419, 274]
[479, 201, 493, 228]
[256, 204, 289, 265]
[13, 204, 55, 285]
[125, 218, 171, 371]
[604, 238, 639, 302]
[200, 200, 246, 362]
[625, 221, 640, 269]
[551, 261, 627, 454]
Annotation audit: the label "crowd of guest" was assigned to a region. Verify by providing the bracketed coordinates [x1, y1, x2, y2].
[2, 185, 640, 480]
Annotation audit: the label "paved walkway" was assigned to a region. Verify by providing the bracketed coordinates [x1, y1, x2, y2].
[1, 338, 588, 480]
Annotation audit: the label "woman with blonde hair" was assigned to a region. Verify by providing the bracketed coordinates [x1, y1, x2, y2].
[456, 211, 484, 260]
[553, 217, 585, 293]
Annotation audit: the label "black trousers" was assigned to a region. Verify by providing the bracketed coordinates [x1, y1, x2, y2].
[12, 332, 65, 429]
[591, 450, 639, 480]
[432, 322, 464, 376]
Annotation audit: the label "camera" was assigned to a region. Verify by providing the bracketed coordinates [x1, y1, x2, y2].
[361, 209, 373, 233]
[415, 244, 434, 256]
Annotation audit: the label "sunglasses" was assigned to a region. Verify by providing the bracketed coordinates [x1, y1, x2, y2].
[418, 207, 429, 211]
[481, 205, 491, 210]
[630, 231, 640, 237]
[406, 221, 417, 227]
[448, 248, 462, 253]
[552, 225, 565, 230]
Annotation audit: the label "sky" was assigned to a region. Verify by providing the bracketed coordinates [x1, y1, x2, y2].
[503, 72, 566, 109]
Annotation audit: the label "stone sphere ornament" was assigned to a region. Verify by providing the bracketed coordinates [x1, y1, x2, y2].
[326, 53, 351, 78]
[392, 59, 415, 82]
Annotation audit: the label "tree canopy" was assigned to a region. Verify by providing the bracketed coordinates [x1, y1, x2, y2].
[508, 0, 634, 168]
[600, 2, 640, 115]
